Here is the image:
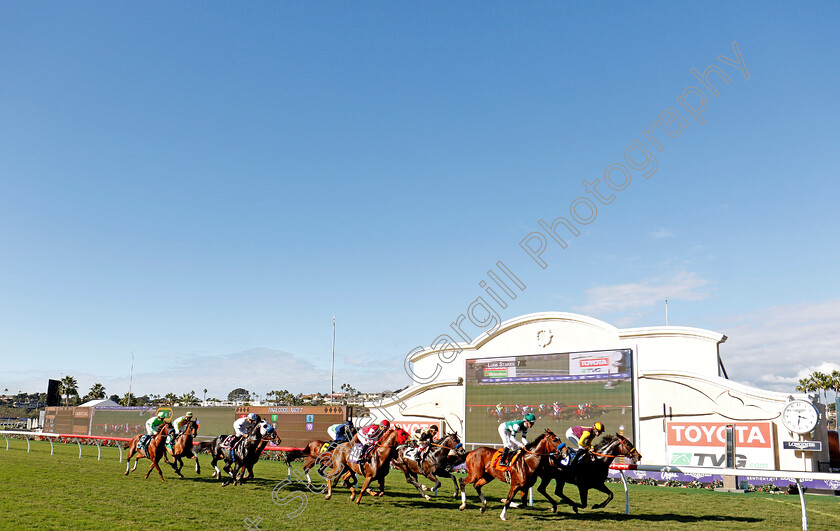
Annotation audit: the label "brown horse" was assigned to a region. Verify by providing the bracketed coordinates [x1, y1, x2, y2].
[167, 419, 200, 477]
[324, 428, 410, 504]
[459, 429, 563, 520]
[545, 433, 642, 512]
[282, 439, 331, 486]
[391, 432, 467, 500]
[124, 421, 174, 482]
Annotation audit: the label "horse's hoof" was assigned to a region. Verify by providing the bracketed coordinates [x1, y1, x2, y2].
[510, 502, 520, 508]
[325, 494, 332, 500]
[551, 505, 557, 513]
[377, 492, 384, 497]
[480, 505, 487, 514]
[501, 498, 507, 504]
[500, 515, 507, 521]
[421, 485, 428, 491]
[572, 506, 578, 514]
[424, 495, 431, 501]
[459, 504, 466, 511]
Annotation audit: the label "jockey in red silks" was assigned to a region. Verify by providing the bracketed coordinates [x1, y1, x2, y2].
[359, 419, 391, 445]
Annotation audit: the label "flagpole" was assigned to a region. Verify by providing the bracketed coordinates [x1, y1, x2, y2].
[128, 351, 134, 402]
[330, 316, 336, 405]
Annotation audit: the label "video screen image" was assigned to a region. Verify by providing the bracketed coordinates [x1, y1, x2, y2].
[465, 349, 634, 446]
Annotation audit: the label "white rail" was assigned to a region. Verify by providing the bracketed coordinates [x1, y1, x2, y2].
[613, 463, 840, 530]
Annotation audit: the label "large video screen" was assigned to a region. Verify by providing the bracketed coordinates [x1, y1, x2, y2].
[465, 349, 634, 446]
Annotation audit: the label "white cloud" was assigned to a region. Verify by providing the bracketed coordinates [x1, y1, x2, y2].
[1, 348, 410, 400]
[573, 271, 709, 321]
[716, 299, 840, 394]
[651, 228, 675, 239]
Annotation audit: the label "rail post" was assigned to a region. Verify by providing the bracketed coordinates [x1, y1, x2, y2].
[796, 479, 808, 530]
[74, 437, 82, 459]
[3, 433, 7, 451]
[620, 470, 629, 515]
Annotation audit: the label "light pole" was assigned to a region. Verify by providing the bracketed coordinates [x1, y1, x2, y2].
[203, 388, 207, 406]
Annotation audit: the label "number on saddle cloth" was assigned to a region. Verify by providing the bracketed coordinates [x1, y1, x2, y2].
[139, 435, 151, 454]
[349, 443, 366, 464]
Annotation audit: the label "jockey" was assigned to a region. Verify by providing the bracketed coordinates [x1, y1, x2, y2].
[359, 419, 390, 443]
[169, 411, 195, 447]
[566, 421, 605, 468]
[356, 419, 390, 459]
[413, 425, 439, 463]
[233, 413, 261, 437]
[145, 411, 168, 436]
[333, 419, 354, 443]
[172, 411, 195, 436]
[498, 413, 535, 466]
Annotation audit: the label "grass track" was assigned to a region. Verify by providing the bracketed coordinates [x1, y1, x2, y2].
[1, 439, 838, 530]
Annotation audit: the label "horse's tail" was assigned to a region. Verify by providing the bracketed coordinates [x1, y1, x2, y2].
[193, 440, 214, 453]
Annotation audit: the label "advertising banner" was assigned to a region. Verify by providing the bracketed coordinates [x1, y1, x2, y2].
[666, 421, 775, 469]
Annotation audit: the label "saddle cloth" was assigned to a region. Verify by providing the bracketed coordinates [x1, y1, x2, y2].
[491, 448, 521, 471]
[349, 443, 368, 464]
[403, 447, 418, 461]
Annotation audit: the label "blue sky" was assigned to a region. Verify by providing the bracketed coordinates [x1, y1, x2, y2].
[2, 2, 838, 399]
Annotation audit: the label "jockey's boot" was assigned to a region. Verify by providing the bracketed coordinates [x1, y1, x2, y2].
[500, 447, 510, 467]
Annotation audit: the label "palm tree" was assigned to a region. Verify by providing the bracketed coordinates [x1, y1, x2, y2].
[812, 371, 832, 405]
[121, 392, 136, 406]
[180, 391, 200, 406]
[59, 376, 78, 406]
[88, 383, 106, 400]
[165, 393, 178, 406]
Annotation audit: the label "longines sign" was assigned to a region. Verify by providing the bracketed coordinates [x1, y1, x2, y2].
[782, 441, 822, 452]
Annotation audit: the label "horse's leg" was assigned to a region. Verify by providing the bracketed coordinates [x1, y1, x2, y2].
[210, 455, 220, 478]
[500, 482, 522, 521]
[575, 484, 589, 512]
[536, 475, 559, 513]
[459, 466, 485, 511]
[590, 481, 614, 509]
[426, 470, 442, 495]
[124, 449, 136, 475]
[555, 480, 579, 511]
[404, 468, 429, 500]
[447, 471, 461, 497]
[474, 477, 492, 513]
[303, 456, 315, 486]
[354, 473, 374, 505]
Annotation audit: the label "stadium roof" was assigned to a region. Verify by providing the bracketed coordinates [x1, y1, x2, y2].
[78, 398, 121, 408]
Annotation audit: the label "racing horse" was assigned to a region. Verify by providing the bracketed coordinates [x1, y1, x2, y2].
[124, 421, 174, 482]
[391, 432, 467, 500]
[546, 433, 641, 512]
[167, 419, 200, 477]
[282, 425, 357, 485]
[323, 428, 410, 504]
[200, 421, 269, 482]
[459, 429, 564, 521]
[230, 423, 282, 484]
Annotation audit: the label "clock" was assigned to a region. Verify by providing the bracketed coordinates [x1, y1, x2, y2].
[781, 400, 819, 434]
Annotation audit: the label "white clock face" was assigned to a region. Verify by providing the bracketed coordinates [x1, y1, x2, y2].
[782, 400, 819, 434]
